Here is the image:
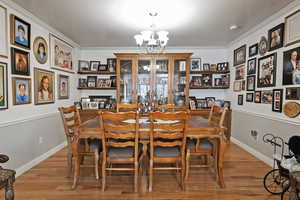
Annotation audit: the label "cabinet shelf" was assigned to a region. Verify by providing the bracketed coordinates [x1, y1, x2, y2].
[190, 70, 230, 74]
[77, 87, 116, 90]
[78, 70, 116, 75]
[190, 86, 229, 89]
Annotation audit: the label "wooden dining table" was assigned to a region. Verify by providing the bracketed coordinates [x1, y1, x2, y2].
[71, 114, 227, 189]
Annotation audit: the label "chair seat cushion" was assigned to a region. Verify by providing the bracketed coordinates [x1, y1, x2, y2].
[154, 146, 180, 157]
[107, 144, 142, 158]
[186, 138, 213, 150]
[78, 139, 102, 151]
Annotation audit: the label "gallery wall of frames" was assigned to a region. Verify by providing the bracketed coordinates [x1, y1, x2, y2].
[228, 6, 300, 122]
[0, 2, 80, 122]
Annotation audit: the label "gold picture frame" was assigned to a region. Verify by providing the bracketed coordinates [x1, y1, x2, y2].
[34, 68, 55, 105]
[285, 9, 300, 47]
[0, 5, 8, 58]
[33, 36, 48, 64]
[12, 77, 31, 105]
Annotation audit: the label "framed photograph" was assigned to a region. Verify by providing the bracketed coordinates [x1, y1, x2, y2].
[110, 76, 116, 87]
[98, 64, 108, 71]
[255, 91, 262, 103]
[247, 58, 256, 75]
[246, 93, 254, 102]
[81, 97, 90, 110]
[189, 100, 196, 110]
[49, 34, 73, 73]
[286, 87, 300, 100]
[285, 9, 300, 46]
[107, 58, 116, 72]
[214, 78, 222, 86]
[257, 53, 277, 88]
[242, 80, 246, 91]
[233, 80, 242, 92]
[235, 65, 245, 80]
[258, 36, 268, 56]
[12, 77, 31, 105]
[78, 60, 90, 72]
[233, 45, 246, 66]
[33, 36, 48, 64]
[34, 68, 55, 105]
[87, 76, 97, 87]
[0, 62, 8, 109]
[205, 97, 215, 108]
[272, 89, 283, 112]
[210, 64, 217, 72]
[191, 76, 203, 87]
[196, 99, 207, 109]
[249, 43, 258, 57]
[58, 74, 69, 99]
[282, 47, 300, 85]
[261, 90, 273, 104]
[238, 94, 243, 105]
[78, 78, 87, 87]
[90, 61, 100, 71]
[190, 58, 201, 71]
[268, 23, 284, 51]
[11, 47, 30, 76]
[224, 101, 231, 109]
[10, 14, 31, 50]
[246, 75, 256, 91]
[203, 63, 210, 71]
[0, 5, 8, 58]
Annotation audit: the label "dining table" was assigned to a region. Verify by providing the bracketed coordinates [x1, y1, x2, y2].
[71, 114, 227, 189]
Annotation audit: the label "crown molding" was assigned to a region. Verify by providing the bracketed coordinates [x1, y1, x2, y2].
[80, 46, 227, 51]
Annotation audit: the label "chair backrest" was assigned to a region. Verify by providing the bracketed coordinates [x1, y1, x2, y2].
[116, 103, 138, 112]
[149, 111, 188, 157]
[58, 105, 82, 144]
[154, 104, 176, 112]
[208, 106, 228, 127]
[100, 111, 139, 158]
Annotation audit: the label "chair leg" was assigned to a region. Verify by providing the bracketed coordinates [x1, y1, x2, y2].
[149, 160, 153, 192]
[67, 152, 73, 178]
[72, 154, 80, 189]
[102, 160, 106, 191]
[5, 176, 15, 200]
[181, 160, 186, 191]
[185, 150, 190, 181]
[134, 161, 138, 193]
[94, 150, 99, 180]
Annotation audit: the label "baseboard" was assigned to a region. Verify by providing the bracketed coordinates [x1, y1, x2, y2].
[15, 141, 67, 177]
[231, 137, 273, 167]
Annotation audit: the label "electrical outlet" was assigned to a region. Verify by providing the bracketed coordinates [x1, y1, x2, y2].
[39, 136, 43, 144]
[250, 130, 258, 141]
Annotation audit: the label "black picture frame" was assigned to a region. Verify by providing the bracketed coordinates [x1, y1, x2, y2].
[10, 14, 31, 50]
[87, 76, 97, 87]
[254, 91, 262, 103]
[246, 93, 254, 102]
[205, 97, 215, 108]
[282, 47, 300, 85]
[78, 60, 90, 72]
[257, 53, 277, 88]
[234, 45, 246, 66]
[190, 58, 202, 71]
[238, 94, 244, 105]
[268, 23, 284, 52]
[107, 58, 116, 72]
[247, 58, 256, 75]
[11, 47, 30, 76]
[98, 64, 108, 71]
[223, 101, 231, 109]
[249, 43, 258, 57]
[246, 75, 256, 91]
[286, 87, 300, 100]
[272, 89, 283, 112]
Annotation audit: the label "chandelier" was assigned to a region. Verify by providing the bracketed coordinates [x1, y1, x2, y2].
[134, 12, 169, 54]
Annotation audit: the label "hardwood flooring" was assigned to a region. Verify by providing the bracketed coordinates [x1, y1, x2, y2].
[1, 143, 278, 200]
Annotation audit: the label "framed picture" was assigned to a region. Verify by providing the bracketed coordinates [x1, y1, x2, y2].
[242, 80, 246, 91]
[257, 53, 277, 88]
[10, 14, 31, 50]
[196, 99, 207, 109]
[282, 47, 300, 85]
[33, 36, 48, 64]
[233, 45, 246, 66]
[0, 62, 8, 110]
[110, 76, 116, 87]
[224, 101, 231, 109]
[247, 58, 256, 75]
[12, 77, 31, 105]
[78, 60, 90, 72]
[258, 36, 268, 56]
[190, 58, 201, 71]
[34, 68, 55, 105]
[78, 78, 87, 87]
[0, 5, 8, 58]
[203, 63, 210, 71]
[268, 23, 284, 51]
[11, 47, 30, 76]
[246, 75, 256, 91]
[255, 91, 262, 103]
[233, 80, 242, 92]
[90, 61, 100, 71]
[107, 58, 116, 72]
[58, 74, 69, 99]
[87, 76, 97, 87]
[235, 65, 245, 80]
[286, 87, 300, 100]
[214, 78, 222, 86]
[191, 76, 203, 87]
[272, 89, 283, 112]
[246, 93, 254, 102]
[98, 64, 108, 71]
[249, 43, 258, 57]
[261, 90, 273, 104]
[205, 97, 215, 108]
[189, 100, 196, 110]
[49, 34, 73, 73]
[238, 94, 243, 105]
[285, 9, 300, 46]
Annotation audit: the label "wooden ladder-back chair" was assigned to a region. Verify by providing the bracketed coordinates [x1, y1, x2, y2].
[185, 106, 228, 181]
[116, 103, 138, 112]
[154, 104, 176, 112]
[149, 111, 188, 191]
[99, 111, 141, 192]
[58, 106, 101, 181]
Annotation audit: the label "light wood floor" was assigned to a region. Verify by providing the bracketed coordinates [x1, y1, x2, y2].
[2, 143, 279, 200]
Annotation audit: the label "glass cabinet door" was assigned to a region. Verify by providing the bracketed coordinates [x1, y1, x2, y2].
[137, 60, 151, 104]
[119, 60, 133, 104]
[154, 59, 169, 105]
[173, 60, 187, 106]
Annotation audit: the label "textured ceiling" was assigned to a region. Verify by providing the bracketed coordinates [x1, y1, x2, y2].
[11, 0, 295, 47]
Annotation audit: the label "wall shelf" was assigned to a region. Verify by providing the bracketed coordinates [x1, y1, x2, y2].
[77, 87, 116, 90]
[190, 86, 230, 89]
[78, 70, 116, 75]
[190, 70, 230, 74]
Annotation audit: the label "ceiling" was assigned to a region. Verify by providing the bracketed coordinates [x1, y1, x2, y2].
[11, 0, 295, 47]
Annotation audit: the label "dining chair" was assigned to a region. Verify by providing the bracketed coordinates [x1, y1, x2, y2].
[185, 106, 228, 181]
[116, 103, 138, 112]
[149, 111, 188, 191]
[154, 104, 176, 112]
[99, 111, 141, 192]
[58, 105, 101, 179]
[0, 154, 15, 200]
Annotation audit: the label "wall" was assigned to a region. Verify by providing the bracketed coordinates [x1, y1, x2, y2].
[226, 0, 300, 165]
[79, 47, 228, 100]
[0, 0, 80, 175]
